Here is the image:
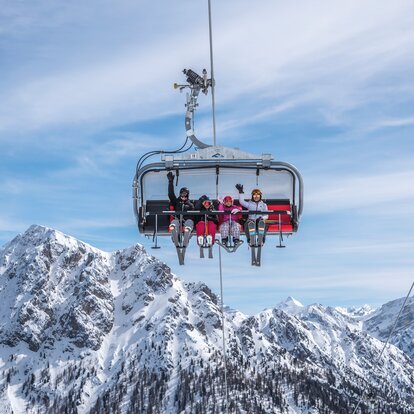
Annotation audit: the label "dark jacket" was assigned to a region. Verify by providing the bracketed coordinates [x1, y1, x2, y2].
[194, 195, 218, 225]
[168, 181, 194, 221]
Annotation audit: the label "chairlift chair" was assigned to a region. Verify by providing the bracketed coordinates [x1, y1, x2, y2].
[133, 146, 303, 245]
[132, 68, 304, 253]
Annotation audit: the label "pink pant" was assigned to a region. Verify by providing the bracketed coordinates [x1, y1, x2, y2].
[196, 221, 217, 239]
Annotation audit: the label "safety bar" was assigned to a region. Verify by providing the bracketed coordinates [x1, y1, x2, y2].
[145, 209, 291, 216]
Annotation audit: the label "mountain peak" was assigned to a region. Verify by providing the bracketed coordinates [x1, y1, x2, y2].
[0, 225, 114, 352]
[284, 296, 304, 307]
[275, 296, 304, 314]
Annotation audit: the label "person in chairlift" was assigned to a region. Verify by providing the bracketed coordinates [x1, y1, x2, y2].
[235, 184, 268, 246]
[217, 195, 242, 246]
[195, 195, 218, 246]
[167, 171, 194, 247]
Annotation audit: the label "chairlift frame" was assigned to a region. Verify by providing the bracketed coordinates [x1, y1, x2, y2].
[133, 146, 304, 245]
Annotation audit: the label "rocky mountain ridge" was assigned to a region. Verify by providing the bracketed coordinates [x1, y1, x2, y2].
[0, 225, 413, 413]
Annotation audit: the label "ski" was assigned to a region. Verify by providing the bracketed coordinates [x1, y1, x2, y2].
[171, 228, 180, 248]
[177, 247, 185, 265]
[183, 230, 192, 248]
[251, 245, 257, 266]
[257, 221, 265, 246]
[255, 219, 266, 266]
[247, 220, 256, 247]
[256, 245, 261, 266]
[199, 235, 214, 258]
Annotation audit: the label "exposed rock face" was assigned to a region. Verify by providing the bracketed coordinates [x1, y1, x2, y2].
[0, 225, 413, 414]
[363, 296, 414, 361]
[0, 225, 114, 351]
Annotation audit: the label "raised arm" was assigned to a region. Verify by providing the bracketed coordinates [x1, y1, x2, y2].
[238, 193, 250, 209]
[235, 184, 249, 209]
[167, 172, 176, 204]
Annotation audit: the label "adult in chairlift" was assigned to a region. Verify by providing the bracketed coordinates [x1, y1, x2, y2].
[236, 184, 268, 247]
[167, 172, 194, 249]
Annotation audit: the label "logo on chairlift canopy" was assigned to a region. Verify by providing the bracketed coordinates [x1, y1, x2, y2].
[212, 152, 224, 158]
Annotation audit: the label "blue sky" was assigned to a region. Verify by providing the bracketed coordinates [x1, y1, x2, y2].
[1, 0, 414, 314]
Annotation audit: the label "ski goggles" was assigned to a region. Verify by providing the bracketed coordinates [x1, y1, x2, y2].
[202, 200, 212, 208]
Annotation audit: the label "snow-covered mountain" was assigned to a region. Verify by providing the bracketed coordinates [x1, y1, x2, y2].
[363, 296, 414, 362]
[0, 225, 413, 414]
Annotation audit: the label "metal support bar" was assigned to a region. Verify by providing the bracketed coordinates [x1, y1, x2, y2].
[277, 213, 285, 248]
[151, 214, 161, 249]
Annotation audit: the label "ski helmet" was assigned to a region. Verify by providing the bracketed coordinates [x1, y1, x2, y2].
[251, 188, 262, 200]
[179, 187, 189, 197]
[223, 195, 233, 204]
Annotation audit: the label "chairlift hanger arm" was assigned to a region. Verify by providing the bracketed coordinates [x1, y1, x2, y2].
[174, 68, 213, 149]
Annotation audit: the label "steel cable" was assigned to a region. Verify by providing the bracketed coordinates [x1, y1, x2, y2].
[351, 281, 414, 413]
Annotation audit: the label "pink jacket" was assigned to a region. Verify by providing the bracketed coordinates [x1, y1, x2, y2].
[218, 203, 242, 224]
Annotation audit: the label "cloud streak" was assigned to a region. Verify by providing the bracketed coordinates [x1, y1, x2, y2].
[306, 169, 414, 214]
[1, 1, 414, 135]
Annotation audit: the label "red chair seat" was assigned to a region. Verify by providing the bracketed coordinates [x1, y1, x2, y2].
[266, 204, 293, 233]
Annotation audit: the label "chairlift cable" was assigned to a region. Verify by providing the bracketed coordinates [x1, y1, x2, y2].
[208, 0, 217, 146]
[136, 137, 190, 171]
[218, 246, 229, 414]
[351, 280, 414, 413]
[136, 137, 193, 173]
[208, 0, 228, 410]
[137, 142, 193, 172]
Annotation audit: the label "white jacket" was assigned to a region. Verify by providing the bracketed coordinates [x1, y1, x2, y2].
[238, 194, 268, 221]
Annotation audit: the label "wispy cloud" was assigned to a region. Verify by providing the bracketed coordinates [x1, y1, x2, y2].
[306, 170, 414, 214]
[377, 116, 414, 128]
[1, 1, 414, 135]
[320, 240, 414, 255]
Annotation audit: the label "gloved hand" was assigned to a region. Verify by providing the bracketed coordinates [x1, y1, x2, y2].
[167, 171, 175, 182]
[231, 208, 240, 214]
[235, 184, 244, 194]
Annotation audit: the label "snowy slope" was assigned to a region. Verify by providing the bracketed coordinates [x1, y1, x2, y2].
[363, 296, 414, 361]
[0, 225, 413, 414]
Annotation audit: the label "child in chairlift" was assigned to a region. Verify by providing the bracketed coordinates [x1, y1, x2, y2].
[218, 195, 242, 246]
[195, 195, 218, 246]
